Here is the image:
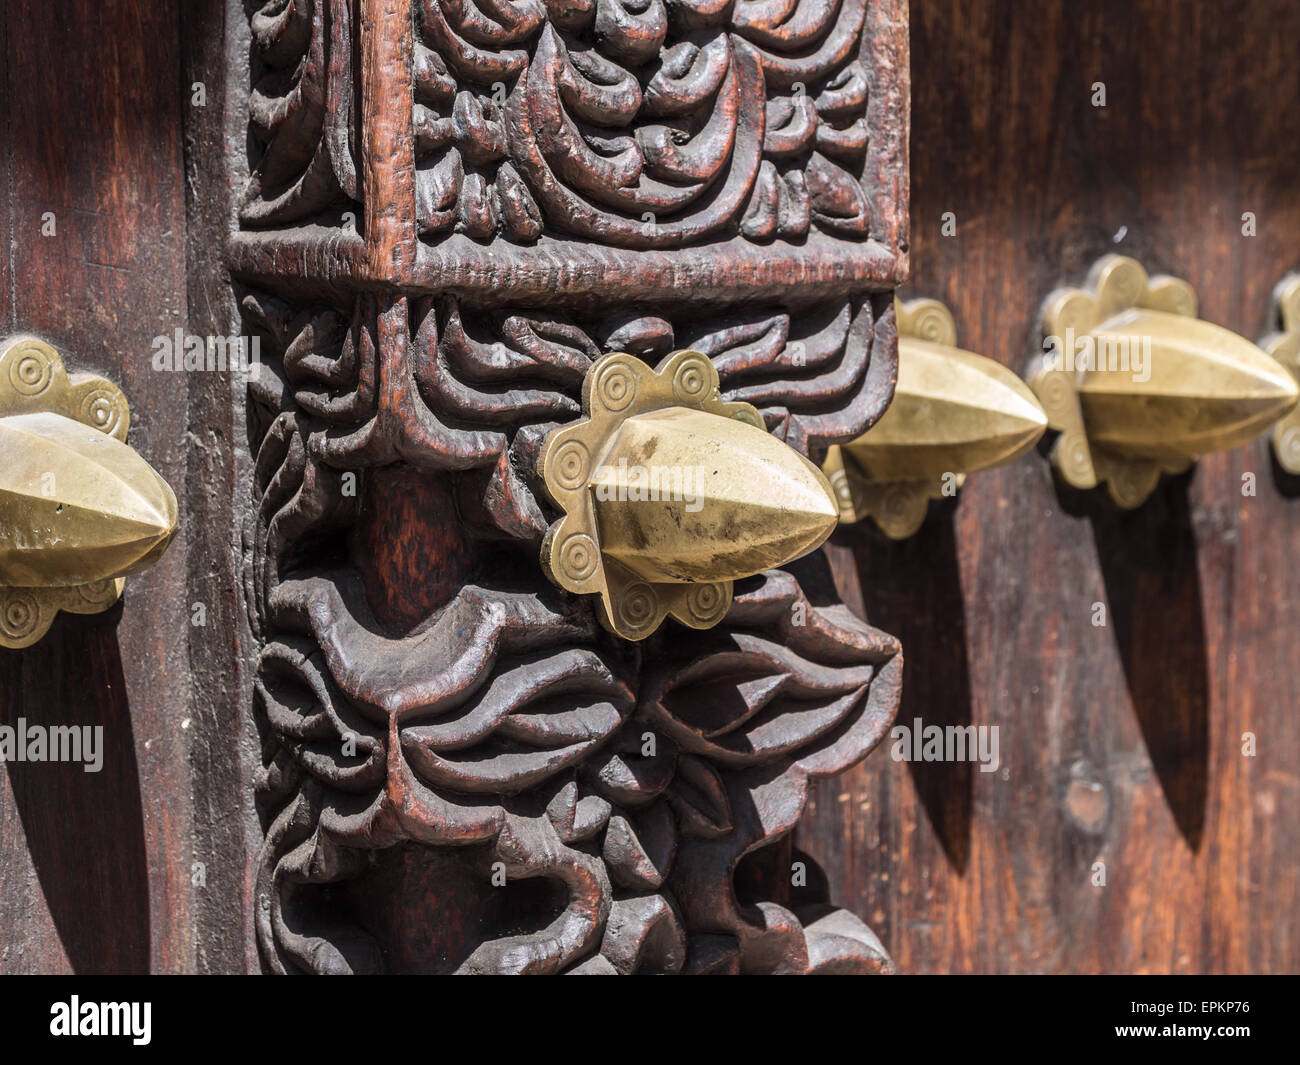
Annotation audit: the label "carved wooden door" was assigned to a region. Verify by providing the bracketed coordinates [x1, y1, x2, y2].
[5, 0, 1295, 981]
[0, 0, 216, 974]
[1, 0, 910, 974]
[233, 0, 911, 976]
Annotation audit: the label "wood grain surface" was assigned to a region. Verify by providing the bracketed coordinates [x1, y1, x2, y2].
[0, 0, 253, 974]
[0, 0, 194, 973]
[236, 0, 911, 974]
[6, 0, 1297, 976]
[803, 0, 1300, 974]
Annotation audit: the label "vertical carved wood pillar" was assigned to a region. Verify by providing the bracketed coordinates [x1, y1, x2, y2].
[229, 0, 909, 974]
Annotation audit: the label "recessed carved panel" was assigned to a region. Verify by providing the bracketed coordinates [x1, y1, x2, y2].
[413, 0, 876, 247]
[243, 0, 361, 228]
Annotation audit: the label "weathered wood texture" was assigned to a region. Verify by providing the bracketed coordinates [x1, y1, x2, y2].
[0, 0, 195, 973]
[0, 0, 254, 974]
[805, 0, 1300, 973]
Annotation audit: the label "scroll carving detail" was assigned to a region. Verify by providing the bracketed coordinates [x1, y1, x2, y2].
[233, 0, 908, 974]
[414, 0, 874, 247]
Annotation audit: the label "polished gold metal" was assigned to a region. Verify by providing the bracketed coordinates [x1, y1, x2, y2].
[1261, 274, 1300, 473]
[0, 336, 178, 649]
[538, 350, 838, 641]
[823, 297, 1047, 538]
[1028, 255, 1299, 508]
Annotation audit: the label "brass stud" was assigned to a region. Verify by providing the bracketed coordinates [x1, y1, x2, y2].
[1028, 255, 1299, 508]
[0, 337, 177, 649]
[824, 297, 1047, 538]
[538, 350, 838, 641]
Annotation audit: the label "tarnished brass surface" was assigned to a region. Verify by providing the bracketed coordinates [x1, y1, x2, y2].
[1029, 255, 1299, 508]
[538, 350, 838, 641]
[824, 297, 1046, 538]
[1262, 274, 1300, 473]
[0, 336, 178, 649]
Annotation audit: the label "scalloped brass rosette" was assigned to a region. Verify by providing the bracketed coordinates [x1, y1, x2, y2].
[1261, 274, 1300, 473]
[0, 336, 177, 649]
[824, 297, 1047, 538]
[1029, 255, 1298, 508]
[538, 350, 839, 641]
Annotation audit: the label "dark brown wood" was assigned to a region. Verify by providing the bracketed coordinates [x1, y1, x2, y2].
[180, 0, 267, 975]
[0, 0, 196, 973]
[235, 0, 911, 973]
[805, 0, 1300, 974]
[8, 0, 1296, 979]
[0, 0, 256, 975]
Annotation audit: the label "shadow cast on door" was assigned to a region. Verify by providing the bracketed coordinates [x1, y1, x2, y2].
[840, 503, 974, 873]
[1, 612, 150, 972]
[1059, 472, 1210, 851]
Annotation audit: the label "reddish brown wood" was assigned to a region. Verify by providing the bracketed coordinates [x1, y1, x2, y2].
[805, 0, 1300, 975]
[361, 0, 418, 278]
[0, 0, 194, 974]
[12, 0, 1292, 979]
[0, 0, 259, 976]
[2, 0, 914, 975]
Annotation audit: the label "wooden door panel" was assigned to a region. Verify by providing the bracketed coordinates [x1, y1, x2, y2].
[4, 0, 1294, 978]
[0, 0, 257, 975]
[803, 0, 1300, 974]
[0, 0, 196, 973]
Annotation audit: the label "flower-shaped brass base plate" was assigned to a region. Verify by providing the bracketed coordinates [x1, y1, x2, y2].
[1263, 275, 1300, 473]
[1030, 257, 1197, 508]
[538, 349, 838, 641]
[823, 459, 967, 540]
[0, 336, 145, 649]
[1029, 255, 1297, 508]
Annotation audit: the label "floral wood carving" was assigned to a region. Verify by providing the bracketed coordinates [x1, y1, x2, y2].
[243, 0, 361, 227]
[232, 0, 909, 974]
[413, 0, 875, 246]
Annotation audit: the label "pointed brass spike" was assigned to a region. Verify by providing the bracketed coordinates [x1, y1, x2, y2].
[0, 336, 178, 649]
[1261, 274, 1300, 473]
[0, 413, 178, 586]
[591, 407, 838, 583]
[1076, 310, 1298, 459]
[539, 350, 839, 641]
[823, 297, 1047, 538]
[1029, 255, 1300, 507]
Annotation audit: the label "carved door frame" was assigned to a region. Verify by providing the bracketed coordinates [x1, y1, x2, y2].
[224, 0, 909, 973]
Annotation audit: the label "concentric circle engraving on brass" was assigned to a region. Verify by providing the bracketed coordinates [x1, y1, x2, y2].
[616, 582, 659, 638]
[671, 353, 711, 403]
[8, 341, 55, 396]
[78, 386, 128, 437]
[593, 359, 638, 412]
[538, 349, 838, 641]
[551, 440, 591, 491]
[1029, 255, 1297, 508]
[558, 533, 600, 583]
[0, 590, 42, 643]
[0, 336, 168, 648]
[683, 582, 730, 627]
